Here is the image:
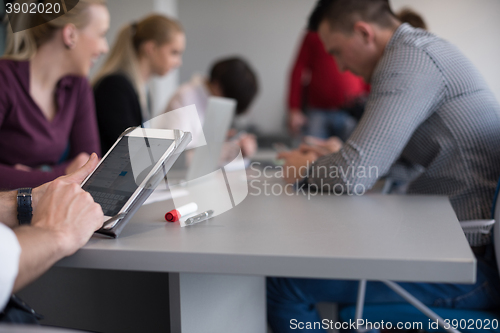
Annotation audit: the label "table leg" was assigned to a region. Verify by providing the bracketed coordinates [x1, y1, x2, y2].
[168, 273, 266, 333]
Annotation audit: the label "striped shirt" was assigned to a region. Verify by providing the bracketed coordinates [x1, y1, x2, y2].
[309, 23, 500, 221]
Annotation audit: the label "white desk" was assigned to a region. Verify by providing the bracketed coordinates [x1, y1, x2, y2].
[58, 193, 475, 283]
[19, 173, 475, 333]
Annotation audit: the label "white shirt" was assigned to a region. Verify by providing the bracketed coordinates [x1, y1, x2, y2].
[0, 223, 20, 311]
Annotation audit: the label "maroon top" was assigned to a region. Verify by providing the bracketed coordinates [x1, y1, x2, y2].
[0, 60, 101, 190]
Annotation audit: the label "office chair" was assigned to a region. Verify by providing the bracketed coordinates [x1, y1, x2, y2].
[338, 179, 500, 333]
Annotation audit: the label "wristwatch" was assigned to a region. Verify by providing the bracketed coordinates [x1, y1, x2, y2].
[17, 188, 33, 225]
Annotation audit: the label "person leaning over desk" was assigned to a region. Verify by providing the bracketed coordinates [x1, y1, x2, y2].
[287, 0, 369, 140]
[272, 0, 500, 332]
[0, 153, 104, 324]
[0, 0, 108, 190]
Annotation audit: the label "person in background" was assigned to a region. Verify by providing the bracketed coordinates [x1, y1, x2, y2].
[0, 0, 108, 190]
[0, 154, 103, 323]
[397, 7, 428, 30]
[93, 14, 185, 155]
[287, 0, 369, 141]
[301, 7, 428, 156]
[165, 57, 259, 157]
[272, 0, 500, 331]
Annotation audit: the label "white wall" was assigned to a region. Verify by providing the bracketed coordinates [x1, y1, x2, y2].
[177, 0, 500, 135]
[391, 0, 500, 107]
[177, 0, 316, 134]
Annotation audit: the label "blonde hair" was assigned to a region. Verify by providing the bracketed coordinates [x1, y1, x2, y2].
[3, 0, 107, 61]
[93, 14, 183, 114]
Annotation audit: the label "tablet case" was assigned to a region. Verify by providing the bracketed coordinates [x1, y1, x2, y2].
[95, 127, 192, 238]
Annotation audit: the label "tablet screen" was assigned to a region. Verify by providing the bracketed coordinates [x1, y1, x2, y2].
[82, 136, 174, 216]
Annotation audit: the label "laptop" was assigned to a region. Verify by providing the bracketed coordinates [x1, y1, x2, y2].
[166, 96, 236, 183]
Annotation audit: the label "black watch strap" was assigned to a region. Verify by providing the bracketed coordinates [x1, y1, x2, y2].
[17, 188, 33, 225]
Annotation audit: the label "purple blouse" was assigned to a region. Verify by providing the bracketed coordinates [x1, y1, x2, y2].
[0, 60, 101, 190]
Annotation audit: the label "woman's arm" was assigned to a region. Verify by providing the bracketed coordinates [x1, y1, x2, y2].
[288, 31, 313, 111]
[288, 32, 314, 135]
[0, 164, 66, 191]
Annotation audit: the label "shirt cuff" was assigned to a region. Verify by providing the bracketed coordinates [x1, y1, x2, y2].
[0, 223, 21, 312]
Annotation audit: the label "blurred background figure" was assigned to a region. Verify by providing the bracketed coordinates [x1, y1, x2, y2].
[0, 0, 107, 190]
[397, 7, 428, 30]
[287, 0, 369, 141]
[93, 14, 185, 155]
[166, 56, 259, 157]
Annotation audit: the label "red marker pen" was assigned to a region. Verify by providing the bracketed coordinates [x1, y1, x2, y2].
[165, 202, 198, 222]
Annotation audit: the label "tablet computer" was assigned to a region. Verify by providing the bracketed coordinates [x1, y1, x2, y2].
[81, 127, 192, 238]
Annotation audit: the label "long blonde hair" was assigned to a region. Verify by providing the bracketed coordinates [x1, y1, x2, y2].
[3, 0, 107, 61]
[93, 14, 183, 115]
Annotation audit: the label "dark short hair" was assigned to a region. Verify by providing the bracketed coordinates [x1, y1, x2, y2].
[321, 0, 398, 33]
[209, 57, 258, 115]
[307, 0, 334, 32]
[397, 8, 427, 30]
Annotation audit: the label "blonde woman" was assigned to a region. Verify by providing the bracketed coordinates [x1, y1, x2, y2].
[0, 0, 109, 190]
[93, 14, 185, 154]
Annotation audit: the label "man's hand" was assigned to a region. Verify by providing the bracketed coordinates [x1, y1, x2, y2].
[277, 150, 318, 184]
[238, 133, 258, 158]
[11, 153, 103, 292]
[302, 136, 343, 156]
[298, 136, 343, 157]
[65, 152, 91, 175]
[324, 137, 343, 153]
[289, 110, 307, 136]
[31, 176, 104, 257]
[298, 144, 330, 157]
[32, 153, 99, 210]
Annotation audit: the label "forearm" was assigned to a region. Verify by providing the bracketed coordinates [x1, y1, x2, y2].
[8, 155, 102, 293]
[0, 164, 62, 189]
[0, 181, 49, 229]
[308, 141, 383, 192]
[288, 33, 310, 110]
[12, 226, 64, 292]
[0, 191, 18, 228]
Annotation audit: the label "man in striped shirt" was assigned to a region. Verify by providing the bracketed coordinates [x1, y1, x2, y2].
[270, 0, 500, 331]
